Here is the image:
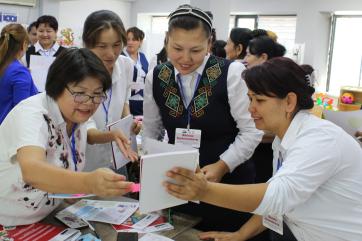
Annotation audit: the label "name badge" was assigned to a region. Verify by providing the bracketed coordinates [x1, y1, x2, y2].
[175, 128, 201, 148]
[262, 215, 283, 235]
[130, 82, 145, 90]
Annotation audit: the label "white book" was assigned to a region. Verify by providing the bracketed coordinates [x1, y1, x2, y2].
[139, 147, 199, 214]
[107, 115, 134, 169]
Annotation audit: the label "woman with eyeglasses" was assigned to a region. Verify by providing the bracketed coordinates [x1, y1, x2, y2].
[0, 48, 135, 226]
[82, 10, 140, 173]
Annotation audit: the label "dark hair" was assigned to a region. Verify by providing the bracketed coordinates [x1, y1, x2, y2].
[251, 29, 268, 38]
[229, 28, 252, 59]
[36, 15, 58, 31]
[0, 23, 29, 75]
[45, 48, 111, 99]
[243, 57, 315, 112]
[168, 4, 212, 38]
[82, 10, 127, 48]
[211, 40, 226, 58]
[27, 21, 37, 33]
[248, 36, 286, 59]
[300, 64, 314, 75]
[127, 27, 145, 41]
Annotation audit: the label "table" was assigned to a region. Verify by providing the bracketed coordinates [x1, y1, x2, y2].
[44, 196, 201, 241]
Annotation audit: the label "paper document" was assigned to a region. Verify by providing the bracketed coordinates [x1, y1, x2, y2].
[323, 109, 362, 144]
[59, 200, 139, 225]
[139, 141, 199, 213]
[29, 55, 55, 92]
[107, 115, 134, 169]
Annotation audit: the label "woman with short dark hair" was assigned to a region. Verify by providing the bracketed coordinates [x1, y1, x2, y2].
[25, 15, 65, 68]
[165, 57, 362, 241]
[0, 48, 134, 226]
[123, 26, 149, 116]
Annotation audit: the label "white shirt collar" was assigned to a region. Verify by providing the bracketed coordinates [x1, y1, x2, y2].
[174, 54, 210, 81]
[34, 41, 60, 54]
[44, 93, 66, 126]
[273, 110, 311, 152]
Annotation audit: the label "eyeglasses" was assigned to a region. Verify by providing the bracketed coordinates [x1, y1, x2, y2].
[65, 86, 107, 104]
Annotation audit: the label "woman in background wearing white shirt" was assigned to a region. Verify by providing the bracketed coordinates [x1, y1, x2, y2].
[165, 57, 362, 241]
[82, 10, 139, 172]
[0, 48, 134, 226]
[143, 4, 262, 231]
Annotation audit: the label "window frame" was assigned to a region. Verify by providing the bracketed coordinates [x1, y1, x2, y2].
[326, 14, 362, 92]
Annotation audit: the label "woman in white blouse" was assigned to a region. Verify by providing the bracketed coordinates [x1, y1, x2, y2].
[165, 57, 362, 241]
[0, 48, 134, 226]
[82, 10, 140, 172]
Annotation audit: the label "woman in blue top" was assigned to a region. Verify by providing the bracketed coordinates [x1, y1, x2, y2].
[0, 23, 38, 124]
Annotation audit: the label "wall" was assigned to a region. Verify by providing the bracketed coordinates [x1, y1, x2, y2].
[58, 0, 132, 47]
[229, 0, 362, 90]
[0, 1, 39, 26]
[130, 0, 362, 91]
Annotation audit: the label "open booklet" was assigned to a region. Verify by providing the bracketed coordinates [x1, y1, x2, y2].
[139, 138, 199, 214]
[107, 115, 135, 169]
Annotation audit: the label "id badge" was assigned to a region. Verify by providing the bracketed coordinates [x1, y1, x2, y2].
[175, 128, 201, 148]
[262, 215, 283, 235]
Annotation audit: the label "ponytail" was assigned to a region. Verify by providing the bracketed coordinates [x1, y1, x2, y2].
[0, 23, 29, 75]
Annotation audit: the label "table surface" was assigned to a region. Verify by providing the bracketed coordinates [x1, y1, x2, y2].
[44, 196, 201, 241]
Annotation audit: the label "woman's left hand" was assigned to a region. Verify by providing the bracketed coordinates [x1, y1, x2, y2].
[201, 160, 230, 183]
[131, 119, 142, 135]
[111, 130, 138, 162]
[164, 167, 208, 201]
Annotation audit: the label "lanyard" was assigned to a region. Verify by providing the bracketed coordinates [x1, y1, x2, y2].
[102, 88, 112, 125]
[177, 73, 201, 129]
[70, 124, 78, 172]
[276, 151, 283, 171]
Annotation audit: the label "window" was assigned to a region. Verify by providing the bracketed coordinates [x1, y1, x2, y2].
[151, 16, 168, 34]
[327, 15, 362, 95]
[230, 15, 297, 58]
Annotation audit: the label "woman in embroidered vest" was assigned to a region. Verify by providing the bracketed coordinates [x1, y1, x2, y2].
[25, 15, 65, 68]
[0, 23, 38, 125]
[0, 48, 135, 226]
[143, 4, 263, 232]
[164, 57, 362, 241]
[82, 10, 139, 173]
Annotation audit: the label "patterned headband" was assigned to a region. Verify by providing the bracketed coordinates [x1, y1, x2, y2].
[168, 6, 213, 31]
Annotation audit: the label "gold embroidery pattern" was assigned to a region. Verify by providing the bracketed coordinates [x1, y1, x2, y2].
[158, 65, 172, 84]
[206, 63, 222, 84]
